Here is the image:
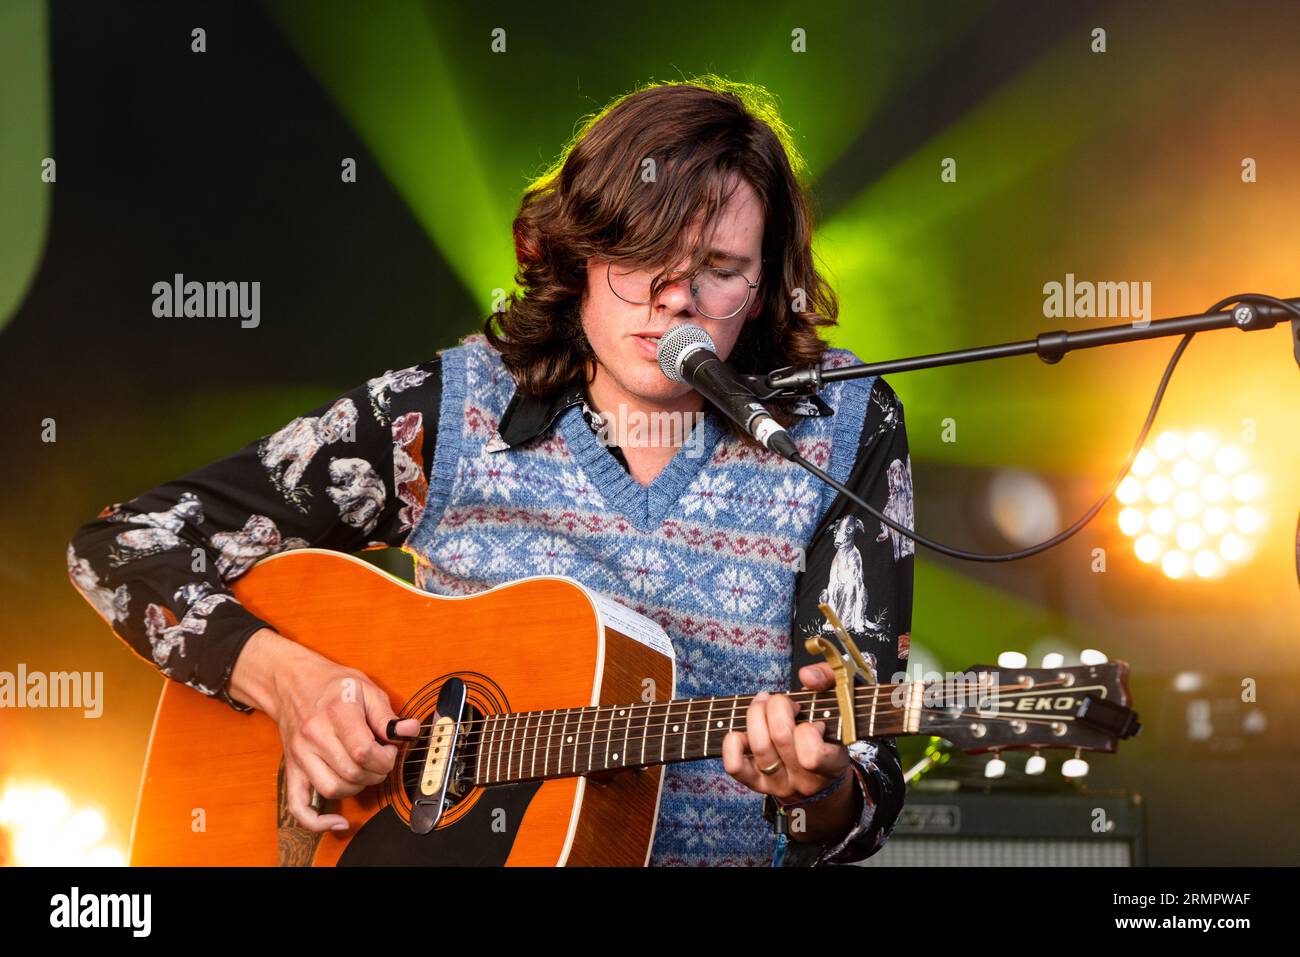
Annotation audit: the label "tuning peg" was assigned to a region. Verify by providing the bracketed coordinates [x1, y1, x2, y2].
[1040, 652, 1064, 668]
[983, 755, 1006, 779]
[1079, 649, 1108, 665]
[1025, 751, 1046, 775]
[997, 651, 1027, 669]
[1062, 749, 1090, 778]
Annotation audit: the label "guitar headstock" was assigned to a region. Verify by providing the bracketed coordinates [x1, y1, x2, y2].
[914, 659, 1140, 756]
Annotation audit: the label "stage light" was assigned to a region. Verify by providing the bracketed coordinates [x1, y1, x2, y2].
[1214, 445, 1244, 475]
[1202, 506, 1229, 535]
[1116, 476, 1143, 504]
[1243, 710, 1268, 733]
[1162, 550, 1189, 578]
[1172, 459, 1201, 487]
[1118, 508, 1144, 536]
[1186, 431, 1214, 460]
[1147, 475, 1174, 504]
[1117, 430, 1267, 579]
[1174, 491, 1202, 518]
[1232, 474, 1262, 501]
[1175, 523, 1203, 551]
[1193, 550, 1221, 578]
[1235, 506, 1262, 534]
[987, 469, 1060, 546]
[1201, 475, 1229, 502]
[1149, 508, 1175, 535]
[0, 781, 124, 866]
[1155, 431, 1184, 460]
[1220, 533, 1249, 563]
[64, 808, 107, 849]
[1134, 534, 1162, 562]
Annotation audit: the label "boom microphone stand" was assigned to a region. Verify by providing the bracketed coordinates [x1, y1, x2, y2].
[747, 293, 1300, 566]
[759, 295, 1300, 393]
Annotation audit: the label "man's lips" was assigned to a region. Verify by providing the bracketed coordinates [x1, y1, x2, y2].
[631, 332, 665, 359]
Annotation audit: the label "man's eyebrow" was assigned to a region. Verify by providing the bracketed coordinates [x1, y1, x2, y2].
[704, 248, 754, 266]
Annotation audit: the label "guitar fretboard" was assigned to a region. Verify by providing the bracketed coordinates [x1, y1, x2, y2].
[471, 685, 912, 786]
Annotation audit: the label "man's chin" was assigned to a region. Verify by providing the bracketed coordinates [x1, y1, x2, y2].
[632, 374, 693, 403]
[591, 352, 696, 406]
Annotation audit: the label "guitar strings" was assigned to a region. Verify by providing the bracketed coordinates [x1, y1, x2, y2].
[388, 680, 1057, 762]
[461, 710, 1085, 786]
[393, 690, 1083, 774]
[463, 708, 1075, 768]
[385, 675, 1060, 751]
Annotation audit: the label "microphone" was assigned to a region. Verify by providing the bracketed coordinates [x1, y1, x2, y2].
[656, 324, 798, 460]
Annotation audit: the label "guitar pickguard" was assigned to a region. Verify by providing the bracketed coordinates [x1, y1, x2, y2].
[336, 781, 543, 866]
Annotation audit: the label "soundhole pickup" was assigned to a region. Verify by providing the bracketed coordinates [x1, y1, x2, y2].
[406, 677, 469, 834]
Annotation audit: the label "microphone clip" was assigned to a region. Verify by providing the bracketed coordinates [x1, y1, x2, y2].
[744, 364, 824, 399]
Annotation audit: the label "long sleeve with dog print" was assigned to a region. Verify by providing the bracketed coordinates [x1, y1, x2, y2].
[66, 359, 444, 712]
[67, 359, 910, 866]
[768, 377, 913, 866]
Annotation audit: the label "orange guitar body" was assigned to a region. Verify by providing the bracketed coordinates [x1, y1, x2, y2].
[129, 550, 675, 866]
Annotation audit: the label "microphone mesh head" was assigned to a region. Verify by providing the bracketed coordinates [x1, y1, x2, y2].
[657, 324, 716, 383]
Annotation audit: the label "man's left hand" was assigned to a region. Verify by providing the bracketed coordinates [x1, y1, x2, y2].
[721, 662, 852, 803]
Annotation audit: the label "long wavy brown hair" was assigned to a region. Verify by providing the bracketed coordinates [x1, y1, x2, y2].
[483, 74, 839, 446]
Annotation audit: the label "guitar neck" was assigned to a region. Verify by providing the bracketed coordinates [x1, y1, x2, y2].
[470, 684, 919, 786]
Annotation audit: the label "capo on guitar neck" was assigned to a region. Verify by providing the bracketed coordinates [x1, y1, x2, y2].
[807, 603, 876, 747]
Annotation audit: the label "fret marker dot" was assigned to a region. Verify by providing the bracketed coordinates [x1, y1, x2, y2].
[566, 736, 573, 743]
[612, 753, 619, 761]
[672, 724, 680, 732]
[715, 721, 723, 728]
[821, 710, 830, 718]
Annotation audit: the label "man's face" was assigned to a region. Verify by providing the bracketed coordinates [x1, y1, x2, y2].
[580, 174, 765, 407]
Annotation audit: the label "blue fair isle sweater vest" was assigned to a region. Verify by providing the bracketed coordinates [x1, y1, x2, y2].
[405, 334, 871, 866]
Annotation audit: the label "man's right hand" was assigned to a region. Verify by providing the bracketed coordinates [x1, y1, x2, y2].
[228, 627, 421, 832]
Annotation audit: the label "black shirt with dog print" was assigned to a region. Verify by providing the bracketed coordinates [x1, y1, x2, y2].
[67, 356, 914, 866]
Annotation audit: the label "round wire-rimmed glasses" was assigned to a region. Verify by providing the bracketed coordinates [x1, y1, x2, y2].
[606, 259, 762, 320]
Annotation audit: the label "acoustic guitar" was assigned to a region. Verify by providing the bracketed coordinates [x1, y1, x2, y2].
[129, 549, 1141, 865]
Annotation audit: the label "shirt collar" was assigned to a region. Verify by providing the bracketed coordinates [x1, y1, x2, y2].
[489, 382, 834, 452]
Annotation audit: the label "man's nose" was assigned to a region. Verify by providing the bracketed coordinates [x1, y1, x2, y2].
[653, 273, 697, 314]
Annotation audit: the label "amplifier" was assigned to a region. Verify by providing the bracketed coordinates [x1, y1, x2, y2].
[855, 789, 1144, 867]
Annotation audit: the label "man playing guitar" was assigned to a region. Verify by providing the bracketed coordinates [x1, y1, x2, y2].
[69, 76, 914, 866]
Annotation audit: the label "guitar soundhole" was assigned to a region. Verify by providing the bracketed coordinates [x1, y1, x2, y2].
[381, 673, 505, 829]
[397, 701, 483, 813]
